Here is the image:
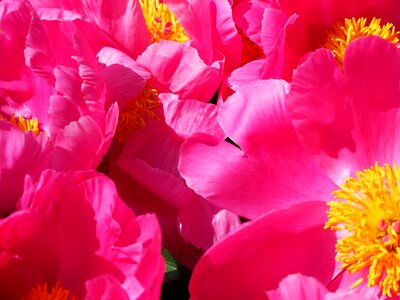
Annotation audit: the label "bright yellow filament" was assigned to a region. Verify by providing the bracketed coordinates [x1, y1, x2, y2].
[325, 163, 400, 297]
[139, 0, 189, 43]
[22, 283, 76, 300]
[324, 17, 400, 67]
[115, 85, 159, 142]
[0, 114, 40, 135]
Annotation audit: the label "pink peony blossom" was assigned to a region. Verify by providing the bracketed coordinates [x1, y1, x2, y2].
[228, 0, 400, 86]
[0, 169, 164, 299]
[27, 0, 235, 268]
[188, 202, 367, 300]
[0, 0, 118, 215]
[181, 36, 400, 298]
[108, 92, 241, 269]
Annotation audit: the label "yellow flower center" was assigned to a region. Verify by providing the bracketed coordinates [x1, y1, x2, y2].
[115, 85, 159, 142]
[0, 114, 40, 135]
[139, 0, 189, 43]
[22, 283, 75, 300]
[324, 17, 400, 67]
[325, 163, 400, 297]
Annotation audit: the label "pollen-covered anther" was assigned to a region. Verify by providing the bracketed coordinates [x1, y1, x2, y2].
[325, 163, 400, 297]
[139, 0, 189, 42]
[115, 85, 160, 142]
[0, 114, 40, 135]
[22, 282, 76, 300]
[324, 17, 400, 67]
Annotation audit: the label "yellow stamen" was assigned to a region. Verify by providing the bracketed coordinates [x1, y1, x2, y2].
[324, 17, 400, 67]
[22, 282, 76, 300]
[0, 114, 40, 135]
[139, 0, 189, 43]
[326, 163, 400, 297]
[115, 85, 159, 142]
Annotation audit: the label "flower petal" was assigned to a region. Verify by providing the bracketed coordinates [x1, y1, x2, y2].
[189, 201, 337, 300]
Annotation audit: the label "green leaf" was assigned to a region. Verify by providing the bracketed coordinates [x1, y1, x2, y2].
[162, 248, 190, 281]
[162, 247, 178, 273]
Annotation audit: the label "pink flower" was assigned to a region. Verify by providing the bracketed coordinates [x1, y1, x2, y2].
[109, 92, 241, 269]
[181, 36, 400, 297]
[0, 1, 118, 215]
[188, 202, 368, 300]
[0, 169, 164, 299]
[228, 0, 400, 86]
[29, 0, 242, 72]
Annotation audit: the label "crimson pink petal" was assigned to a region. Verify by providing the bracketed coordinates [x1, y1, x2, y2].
[137, 40, 221, 102]
[50, 105, 117, 171]
[167, 0, 242, 70]
[0, 122, 50, 216]
[108, 161, 203, 269]
[345, 36, 400, 111]
[233, 0, 269, 47]
[189, 201, 337, 300]
[343, 37, 400, 175]
[178, 197, 240, 250]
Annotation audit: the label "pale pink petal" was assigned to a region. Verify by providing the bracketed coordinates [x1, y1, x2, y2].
[207, 0, 242, 70]
[189, 201, 337, 300]
[219, 79, 289, 154]
[260, 8, 287, 54]
[137, 40, 221, 102]
[179, 132, 335, 219]
[0, 122, 50, 216]
[86, 275, 130, 300]
[83, 0, 151, 58]
[267, 274, 365, 300]
[160, 92, 225, 139]
[233, 0, 269, 46]
[50, 107, 117, 170]
[227, 59, 267, 91]
[97, 47, 149, 108]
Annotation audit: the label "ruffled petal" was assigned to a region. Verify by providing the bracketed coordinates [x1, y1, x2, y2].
[189, 201, 337, 300]
[137, 40, 221, 102]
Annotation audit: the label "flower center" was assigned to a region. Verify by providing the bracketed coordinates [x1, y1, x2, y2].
[139, 0, 189, 43]
[115, 85, 159, 142]
[0, 114, 40, 135]
[325, 163, 400, 297]
[238, 28, 265, 66]
[21, 283, 75, 300]
[324, 17, 400, 67]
